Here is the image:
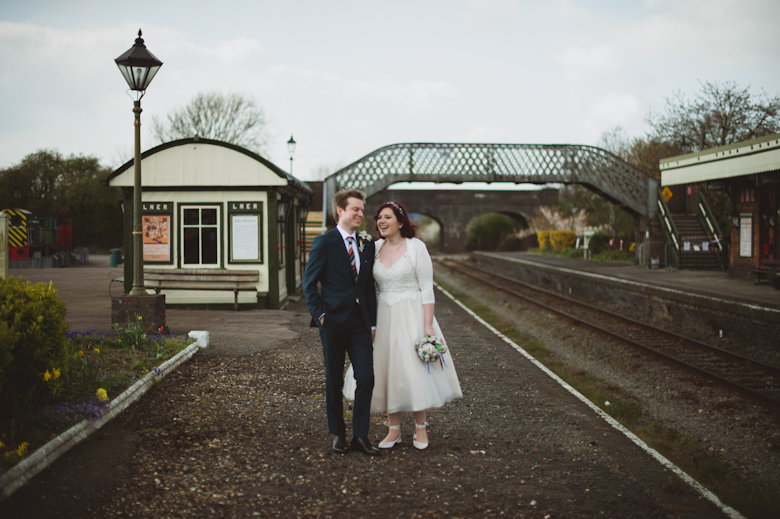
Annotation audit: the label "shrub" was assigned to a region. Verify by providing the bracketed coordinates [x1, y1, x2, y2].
[0, 277, 69, 413]
[549, 231, 576, 251]
[537, 231, 551, 250]
[466, 213, 517, 251]
[587, 232, 611, 255]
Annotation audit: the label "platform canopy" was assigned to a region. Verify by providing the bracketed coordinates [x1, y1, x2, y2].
[661, 133, 780, 186]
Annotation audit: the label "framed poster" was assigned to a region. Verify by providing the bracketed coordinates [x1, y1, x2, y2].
[739, 214, 753, 257]
[229, 201, 263, 264]
[143, 214, 172, 263]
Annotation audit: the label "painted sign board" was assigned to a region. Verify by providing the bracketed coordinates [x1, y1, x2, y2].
[739, 215, 752, 257]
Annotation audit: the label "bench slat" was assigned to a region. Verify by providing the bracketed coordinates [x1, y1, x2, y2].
[147, 285, 258, 291]
[145, 274, 258, 283]
[144, 268, 259, 276]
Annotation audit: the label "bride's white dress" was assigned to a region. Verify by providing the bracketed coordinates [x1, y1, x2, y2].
[344, 237, 462, 414]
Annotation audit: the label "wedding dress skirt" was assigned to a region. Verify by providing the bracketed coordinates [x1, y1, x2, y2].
[344, 250, 462, 414]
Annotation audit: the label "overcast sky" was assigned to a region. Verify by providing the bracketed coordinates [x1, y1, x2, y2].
[1, 0, 779, 181]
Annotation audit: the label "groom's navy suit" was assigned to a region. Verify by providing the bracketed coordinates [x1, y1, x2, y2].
[303, 227, 377, 438]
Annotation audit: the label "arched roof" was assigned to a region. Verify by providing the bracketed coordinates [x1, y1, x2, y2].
[105, 137, 312, 195]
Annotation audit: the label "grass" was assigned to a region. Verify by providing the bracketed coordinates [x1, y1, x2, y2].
[434, 275, 780, 519]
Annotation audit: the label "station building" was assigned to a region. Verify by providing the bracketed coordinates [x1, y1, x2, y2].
[660, 133, 779, 276]
[105, 137, 313, 309]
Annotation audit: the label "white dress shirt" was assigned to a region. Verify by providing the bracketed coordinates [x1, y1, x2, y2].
[336, 225, 360, 276]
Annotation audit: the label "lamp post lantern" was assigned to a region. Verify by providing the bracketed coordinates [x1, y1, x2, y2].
[115, 29, 163, 296]
[287, 135, 297, 174]
[679, 136, 691, 155]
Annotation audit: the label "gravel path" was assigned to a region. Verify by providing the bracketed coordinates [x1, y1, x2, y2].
[0, 281, 731, 518]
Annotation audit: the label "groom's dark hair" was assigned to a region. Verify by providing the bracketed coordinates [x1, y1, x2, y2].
[332, 189, 366, 221]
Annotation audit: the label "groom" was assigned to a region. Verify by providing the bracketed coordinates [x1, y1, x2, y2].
[303, 189, 380, 456]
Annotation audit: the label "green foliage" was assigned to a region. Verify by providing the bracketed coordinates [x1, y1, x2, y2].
[594, 249, 633, 262]
[0, 149, 123, 251]
[537, 231, 551, 250]
[0, 277, 69, 409]
[587, 232, 611, 255]
[466, 213, 517, 251]
[0, 277, 69, 442]
[112, 316, 148, 353]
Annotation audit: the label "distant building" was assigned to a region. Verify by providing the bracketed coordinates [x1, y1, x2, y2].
[661, 133, 779, 276]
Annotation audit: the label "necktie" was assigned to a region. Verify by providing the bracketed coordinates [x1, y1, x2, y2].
[347, 236, 357, 279]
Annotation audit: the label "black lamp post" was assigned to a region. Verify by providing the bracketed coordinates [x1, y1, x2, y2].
[115, 29, 163, 296]
[679, 136, 691, 155]
[287, 135, 297, 174]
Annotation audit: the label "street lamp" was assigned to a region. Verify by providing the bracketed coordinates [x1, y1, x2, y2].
[679, 136, 691, 155]
[287, 135, 297, 174]
[115, 29, 163, 296]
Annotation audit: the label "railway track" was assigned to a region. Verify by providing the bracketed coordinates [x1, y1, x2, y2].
[436, 258, 780, 413]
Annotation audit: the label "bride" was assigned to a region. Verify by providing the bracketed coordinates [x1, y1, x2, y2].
[344, 200, 462, 450]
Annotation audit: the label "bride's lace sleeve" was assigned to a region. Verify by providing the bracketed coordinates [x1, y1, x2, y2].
[413, 239, 435, 304]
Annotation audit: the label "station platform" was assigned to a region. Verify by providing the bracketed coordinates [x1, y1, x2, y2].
[0, 259, 739, 518]
[472, 252, 780, 313]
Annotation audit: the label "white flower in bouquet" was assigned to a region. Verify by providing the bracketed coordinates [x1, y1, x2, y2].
[415, 335, 448, 369]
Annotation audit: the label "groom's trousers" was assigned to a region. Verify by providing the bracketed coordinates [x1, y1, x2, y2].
[318, 303, 374, 438]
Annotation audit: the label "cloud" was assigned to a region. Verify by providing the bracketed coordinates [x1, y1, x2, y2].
[579, 92, 641, 141]
[460, 0, 524, 31]
[553, 44, 623, 82]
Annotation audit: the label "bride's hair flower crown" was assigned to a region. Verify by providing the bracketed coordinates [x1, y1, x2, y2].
[387, 201, 404, 215]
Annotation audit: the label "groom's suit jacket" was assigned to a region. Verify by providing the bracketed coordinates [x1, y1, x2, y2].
[303, 228, 377, 330]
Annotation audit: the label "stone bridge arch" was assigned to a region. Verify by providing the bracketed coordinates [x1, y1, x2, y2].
[365, 188, 558, 252]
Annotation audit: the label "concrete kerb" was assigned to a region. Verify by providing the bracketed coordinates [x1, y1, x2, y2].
[0, 331, 210, 500]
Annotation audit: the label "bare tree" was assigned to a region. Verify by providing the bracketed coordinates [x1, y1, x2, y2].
[646, 80, 780, 152]
[152, 92, 270, 153]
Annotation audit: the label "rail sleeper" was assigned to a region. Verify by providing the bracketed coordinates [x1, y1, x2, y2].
[143, 268, 260, 310]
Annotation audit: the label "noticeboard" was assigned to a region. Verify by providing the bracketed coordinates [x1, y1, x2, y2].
[229, 201, 263, 264]
[739, 214, 753, 257]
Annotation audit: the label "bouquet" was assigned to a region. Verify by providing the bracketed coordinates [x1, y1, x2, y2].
[415, 335, 448, 369]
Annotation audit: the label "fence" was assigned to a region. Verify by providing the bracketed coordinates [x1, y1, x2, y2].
[9, 248, 89, 269]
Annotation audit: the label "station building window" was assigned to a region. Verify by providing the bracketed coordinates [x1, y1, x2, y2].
[181, 205, 220, 267]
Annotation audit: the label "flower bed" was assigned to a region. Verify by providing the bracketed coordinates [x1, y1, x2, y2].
[0, 319, 194, 480]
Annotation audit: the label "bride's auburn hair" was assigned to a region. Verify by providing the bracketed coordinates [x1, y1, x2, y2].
[375, 201, 417, 238]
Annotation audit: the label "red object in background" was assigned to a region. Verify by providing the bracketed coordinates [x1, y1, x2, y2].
[9, 246, 29, 260]
[686, 186, 692, 196]
[765, 243, 771, 255]
[57, 218, 73, 247]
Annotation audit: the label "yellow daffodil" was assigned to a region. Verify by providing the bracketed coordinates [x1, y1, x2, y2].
[96, 388, 108, 401]
[17, 442, 29, 457]
[138, 315, 142, 321]
[43, 370, 52, 381]
[0, 441, 5, 450]
[78, 351, 84, 357]
[93, 348, 100, 354]
[52, 368, 61, 379]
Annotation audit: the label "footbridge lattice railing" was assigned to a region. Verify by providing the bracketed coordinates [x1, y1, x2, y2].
[324, 142, 658, 218]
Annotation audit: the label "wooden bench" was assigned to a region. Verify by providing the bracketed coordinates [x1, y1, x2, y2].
[750, 259, 780, 289]
[143, 268, 260, 310]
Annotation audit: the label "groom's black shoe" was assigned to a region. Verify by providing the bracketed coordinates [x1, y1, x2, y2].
[351, 436, 381, 456]
[333, 434, 349, 455]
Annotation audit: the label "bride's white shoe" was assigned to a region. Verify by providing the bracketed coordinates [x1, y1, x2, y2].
[378, 425, 402, 449]
[413, 422, 429, 450]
